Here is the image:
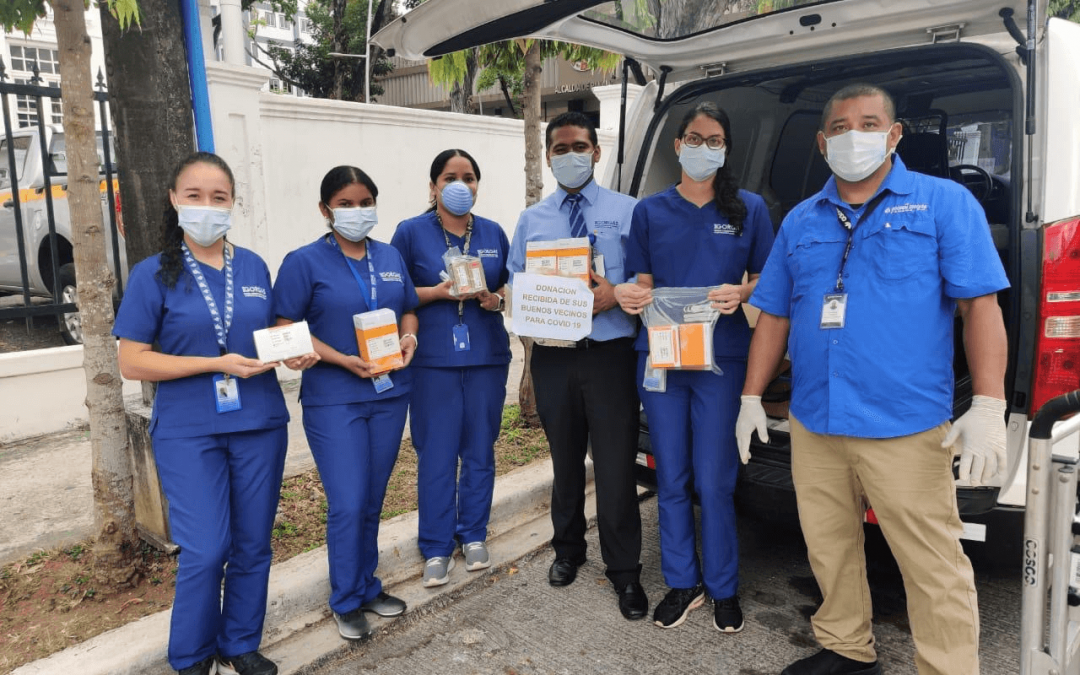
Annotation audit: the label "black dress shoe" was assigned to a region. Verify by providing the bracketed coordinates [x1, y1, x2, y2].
[616, 581, 648, 620]
[548, 558, 580, 587]
[781, 649, 881, 675]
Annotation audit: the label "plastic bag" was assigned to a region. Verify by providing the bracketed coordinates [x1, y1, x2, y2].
[441, 246, 487, 297]
[641, 287, 723, 376]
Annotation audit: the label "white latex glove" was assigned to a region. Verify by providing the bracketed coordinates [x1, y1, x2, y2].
[941, 395, 1007, 487]
[735, 395, 769, 465]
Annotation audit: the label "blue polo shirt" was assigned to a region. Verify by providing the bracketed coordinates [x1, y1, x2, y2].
[391, 211, 511, 368]
[273, 235, 420, 405]
[507, 179, 638, 342]
[625, 186, 775, 360]
[112, 247, 289, 439]
[750, 156, 1010, 438]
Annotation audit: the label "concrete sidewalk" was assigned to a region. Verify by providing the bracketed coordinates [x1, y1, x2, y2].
[0, 338, 527, 566]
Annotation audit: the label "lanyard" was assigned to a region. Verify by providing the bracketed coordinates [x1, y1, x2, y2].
[833, 191, 888, 293]
[438, 213, 474, 323]
[329, 235, 378, 312]
[181, 241, 234, 356]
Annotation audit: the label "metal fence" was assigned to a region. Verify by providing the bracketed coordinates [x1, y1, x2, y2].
[0, 59, 122, 343]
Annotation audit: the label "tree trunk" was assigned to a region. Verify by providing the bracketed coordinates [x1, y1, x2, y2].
[53, 0, 139, 587]
[447, 50, 479, 114]
[331, 0, 347, 99]
[99, 0, 195, 406]
[517, 40, 544, 427]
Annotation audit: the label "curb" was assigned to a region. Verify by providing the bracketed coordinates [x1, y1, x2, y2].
[11, 457, 592, 675]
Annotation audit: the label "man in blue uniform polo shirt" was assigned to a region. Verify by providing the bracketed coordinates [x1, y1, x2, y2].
[737, 84, 1009, 675]
[507, 112, 646, 621]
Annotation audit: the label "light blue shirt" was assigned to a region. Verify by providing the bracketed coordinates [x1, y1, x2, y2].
[750, 156, 1009, 439]
[507, 179, 638, 342]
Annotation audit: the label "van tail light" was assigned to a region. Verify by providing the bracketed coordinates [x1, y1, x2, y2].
[1031, 217, 1080, 415]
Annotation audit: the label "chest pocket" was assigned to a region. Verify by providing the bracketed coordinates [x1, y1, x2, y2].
[862, 217, 938, 281]
[789, 232, 846, 281]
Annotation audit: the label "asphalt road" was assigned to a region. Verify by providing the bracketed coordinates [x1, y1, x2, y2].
[300, 496, 1021, 675]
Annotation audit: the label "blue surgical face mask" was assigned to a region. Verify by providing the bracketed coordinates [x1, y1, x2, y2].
[331, 206, 378, 242]
[176, 205, 232, 247]
[678, 143, 726, 182]
[550, 151, 594, 190]
[440, 181, 475, 217]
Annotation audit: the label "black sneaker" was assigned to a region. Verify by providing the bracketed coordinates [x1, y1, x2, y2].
[713, 596, 744, 633]
[653, 584, 705, 628]
[177, 655, 217, 675]
[217, 651, 277, 675]
[334, 608, 373, 641]
[781, 649, 881, 675]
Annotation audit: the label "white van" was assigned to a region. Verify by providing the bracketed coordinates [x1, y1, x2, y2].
[374, 0, 1080, 555]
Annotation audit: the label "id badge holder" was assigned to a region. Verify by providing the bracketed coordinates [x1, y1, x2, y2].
[820, 293, 848, 329]
[373, 374, 394, 394]
[642, 356, 667, 393]
[453, 323, 471, 352]
[214, 374, 242, 413]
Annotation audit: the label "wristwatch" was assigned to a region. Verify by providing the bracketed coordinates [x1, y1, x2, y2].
[492, 295, 505, 312]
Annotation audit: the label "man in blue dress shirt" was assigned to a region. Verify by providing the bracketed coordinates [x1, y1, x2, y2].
[738, 84, 1009, 675]
[507, 112, 647, 621]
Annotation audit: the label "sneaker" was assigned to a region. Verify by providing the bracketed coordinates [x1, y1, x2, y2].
[333, 608, 373, 641]
[713, 596, 744, 633]
[781, 649, 882, 675]
[422, 555, 456, 587]
[462, 541, 491, 571]
[178, 656, 217, 675]
[217, 652, 277, 675]
[653, 584, 706, 629]
[361, 591, 407, 617]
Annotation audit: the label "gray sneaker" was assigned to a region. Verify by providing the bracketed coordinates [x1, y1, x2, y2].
[462, 541, 491, 571]
[422, 555, 455, 587]
[361, 591, 407, 617]
[333, 608, 372, 640]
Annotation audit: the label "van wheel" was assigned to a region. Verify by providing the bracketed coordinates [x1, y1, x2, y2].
[59, 263, 83, 345]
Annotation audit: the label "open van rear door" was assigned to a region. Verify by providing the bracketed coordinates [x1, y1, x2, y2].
[1042, 17, 1080, 224]
[374, 0, 1037, 80]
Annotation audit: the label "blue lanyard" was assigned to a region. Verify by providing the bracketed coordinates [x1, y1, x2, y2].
[329, 235, 378, 311]
[181, 241, 234, 355]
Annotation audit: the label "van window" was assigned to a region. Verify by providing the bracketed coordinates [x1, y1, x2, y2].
[769, 111, 832, 215]
[47, 133, 119, 177]
[0, 136, 32, 190]
[946, 112, 1012, 177]
[584, 0, 838, 39]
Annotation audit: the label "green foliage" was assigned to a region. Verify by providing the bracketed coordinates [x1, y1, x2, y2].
[1049, 0, 1080, 21]
[1, 0, 140, 33]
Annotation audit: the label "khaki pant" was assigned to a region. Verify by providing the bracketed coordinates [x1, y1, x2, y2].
[789, 415, 980, 675]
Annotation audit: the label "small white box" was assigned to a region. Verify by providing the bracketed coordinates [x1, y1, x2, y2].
[253, 321, 315, 363]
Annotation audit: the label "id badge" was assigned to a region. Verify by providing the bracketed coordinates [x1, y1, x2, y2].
[642, 356, 667, 393]
[373, 374, 394, 393]
[452, 323, 471, 352]
[592, 253, 606, 277]
[214, 374, 242, 413]
[820, 293, 848, 329]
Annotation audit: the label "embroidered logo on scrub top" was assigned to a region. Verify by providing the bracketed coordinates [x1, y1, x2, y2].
[884, 203, 929, 214]
[476, 248, 500, 258]
[379, 271, 404, 283]
[713, 223, 738, 236]
[242, 285, 268, 300]
[593, 220, 619, 230]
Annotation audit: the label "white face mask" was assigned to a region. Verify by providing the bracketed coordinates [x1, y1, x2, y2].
[550, 151, 594, 190]
[331, 206, 378, 242]
[678, 144, 726, 182]
[176, 205, 232, 247]
[824, 130, 896, 183]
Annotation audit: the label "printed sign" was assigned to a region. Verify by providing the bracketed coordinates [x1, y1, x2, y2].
[511, 273, 593, 341]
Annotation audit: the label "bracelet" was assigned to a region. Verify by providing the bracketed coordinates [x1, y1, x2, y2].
[400, 333, 418, 349]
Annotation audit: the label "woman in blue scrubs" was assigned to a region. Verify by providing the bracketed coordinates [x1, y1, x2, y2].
[114, 152, 316, 675]
[615, 102, 775, 634]
[273, 166, 419, 642]
[390, 149, 510, 588]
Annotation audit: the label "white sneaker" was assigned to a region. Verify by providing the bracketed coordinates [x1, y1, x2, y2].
[462, 541, 491, 571]
[422, 555, 455, 587]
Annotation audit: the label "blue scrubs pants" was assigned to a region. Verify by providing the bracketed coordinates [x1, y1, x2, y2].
[637, 355, 745, 600]
[302, 396, 408, 614]
[410, 364, 509, 559]
[152, 426, 288, 670]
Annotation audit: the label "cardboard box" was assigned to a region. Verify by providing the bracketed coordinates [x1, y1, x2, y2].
[253, 320, 315, 363]
[648, 325, 680, 369]
[448, 256, 487, 296]
[525, 241, 559, 274]
[678, 322, 714, 370]
[556, 237, 591, 284]
[353, 308, 403, 375]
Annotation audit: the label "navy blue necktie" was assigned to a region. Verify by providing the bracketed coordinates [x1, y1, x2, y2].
[566, 193, 587, 239]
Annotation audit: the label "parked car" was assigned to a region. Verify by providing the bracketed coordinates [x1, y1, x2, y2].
[375, 0, 1080, 556]
[0, 124, 125, 344]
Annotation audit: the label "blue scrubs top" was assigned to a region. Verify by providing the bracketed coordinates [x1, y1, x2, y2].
[112, 246, 289, 439]
[625, 186, 775, 360]
[273, 235, 420, 405]
[750, 156, 1010, 438]
[391, 211, 511, 368]
[506, 179, 638, 342]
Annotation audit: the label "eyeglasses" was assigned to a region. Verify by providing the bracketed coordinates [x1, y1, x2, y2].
[682, 133, 726, 150]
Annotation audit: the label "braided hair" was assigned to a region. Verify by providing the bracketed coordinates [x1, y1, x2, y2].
[156, 152, 236, 288]
[676, 102, 747, 235]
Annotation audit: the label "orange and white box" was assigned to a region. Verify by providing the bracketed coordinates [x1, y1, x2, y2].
[525, 241, 559, 274]
[678, 322, 714, 370]
[466, 258, 486, 291]
[648, 325, 681, 369]
[556, 237, 591, 284]
[353, 308, 403, 375]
